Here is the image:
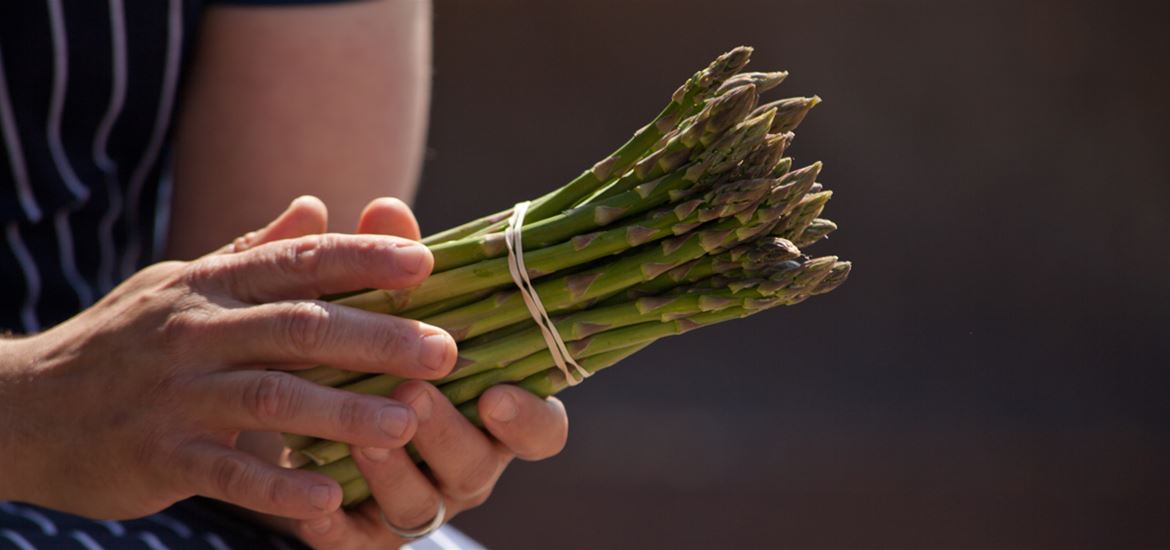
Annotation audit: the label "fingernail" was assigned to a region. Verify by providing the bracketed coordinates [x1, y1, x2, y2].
[419, 334, 453, 372]
[309, 484, 337, 511]
[378, 405, 412, 438]
[305, 516, 331, 535]
[488, 391, 519, 423]
[396, 243, 430, 275]
[408, 387, 433, 422]
[362, 447, 392, 462]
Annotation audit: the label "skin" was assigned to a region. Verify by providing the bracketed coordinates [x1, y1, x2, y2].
[0, 0, 570, 548]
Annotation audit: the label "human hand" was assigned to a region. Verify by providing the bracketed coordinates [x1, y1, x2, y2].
[233, 198, 571, 549]
[0, 196, 457, 520]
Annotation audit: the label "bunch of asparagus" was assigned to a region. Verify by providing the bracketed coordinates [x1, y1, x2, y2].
[287, 46, 851, 505]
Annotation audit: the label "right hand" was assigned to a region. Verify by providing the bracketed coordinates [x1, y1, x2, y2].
[0, 196, 457, 521]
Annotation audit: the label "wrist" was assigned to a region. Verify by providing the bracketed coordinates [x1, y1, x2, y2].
[0, 335, 44, 503]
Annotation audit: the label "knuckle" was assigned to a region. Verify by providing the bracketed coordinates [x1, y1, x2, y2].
[246, 372, 301, 423]
[371, 320, 408, 362]
[283, 301, 334, 358]
[181, 255, 231, 288]
[280, 234, 326, 275]
[334, 396, 372, 439]
[209, 454, 252, 500]
[266, 474, 292, 510]
[159, 301, 215, 352]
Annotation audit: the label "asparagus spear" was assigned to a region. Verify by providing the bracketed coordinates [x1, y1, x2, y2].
[580, 102, 772, 205]
[457, 257, 848, 421]
[716, 71, 789, 94]
[334, 159, 777, 317]
[793, 218, 837, 248]
[439, 259, 837, 404]
[304, 164, 817, 399]
[752, 96, 821, 134]
[425, 89, 763, 273]
[593, 236, 802, 306]
[422, 47, 754, 246]
[331, 343, 652, 505]
[772, 190, 832, 242]
[438, 260, 804, 385]
[309, 257, 842, 474]
[295, 180, 782, 456]
[294, 365, 368, 387]
[771, 156, 793, 178]
[423, 171, 814, 341]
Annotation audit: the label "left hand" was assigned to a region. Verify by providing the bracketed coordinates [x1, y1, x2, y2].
[238, 196, 570, 549]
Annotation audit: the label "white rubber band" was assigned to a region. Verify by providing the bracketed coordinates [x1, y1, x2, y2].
[504, 201, 590, 386]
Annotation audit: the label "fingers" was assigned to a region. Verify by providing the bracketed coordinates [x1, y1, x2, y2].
[193, 371, 417, 448]
[213, 196, 329, 256]
[392, 382, 510, 502]
[479, 386, 569, 461]
[358, 197, 421, 240]
[209, 300, 456, 377]
[297, 508, 374, 550]
[179, 441, 341, 520]
[352, 446, 446, 534]
[190, 232, 432, 302]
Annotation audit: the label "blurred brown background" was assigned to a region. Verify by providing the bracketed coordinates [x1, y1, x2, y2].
[411, 1, 1170, 548]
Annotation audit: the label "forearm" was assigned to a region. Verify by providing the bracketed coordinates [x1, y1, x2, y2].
[0, 335, 41, 503]
[168, 0, 432, 260]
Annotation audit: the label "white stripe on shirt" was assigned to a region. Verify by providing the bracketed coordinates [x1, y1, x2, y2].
[71, 530, 107, 550]
[55, 207, 96, 308]
[5, 221, 42, 334]
[0, 529, 36, 550]
[145, 512, 191, 539]
[137, 531, 170, 550]
[47, 0, 98, 307]
[121, 0, 182, 278]
[96, 520, 125, 537]
[94, 0, 128, 293]
[0, 44, 42, 223]
[46, 0, 91, 202]
[0, 503, 57, 536]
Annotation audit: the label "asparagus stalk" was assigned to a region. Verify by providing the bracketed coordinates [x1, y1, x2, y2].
[425, 87, 762, 273]
[332, 343, 652, 505]
[439, 259, 836, 404]
[752, 96, 821, 134]
[716, 71, 789, 94]
[593, 236, 802, 306]
[422, 171, 813, 341]
[594, 84, 761, 197]
[439, 261, 803, 385]
[422, 47, 755, 246]
[303, 256, 849, 472]
[457, 256, 847, 420]
[294, 366, 368, 387]
[311, 256, 843, 474]
[302, 163, 818, 401]
[793, 218, 837, 248]
[333, 155, 777, 317]
[772, 190, 832, 242]
[580, 101, 772, 205]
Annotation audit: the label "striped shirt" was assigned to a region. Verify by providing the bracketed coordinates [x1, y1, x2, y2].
[1, 1, 476, 547]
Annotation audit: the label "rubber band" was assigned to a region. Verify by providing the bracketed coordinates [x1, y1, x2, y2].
[504, 201, 591, 386]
